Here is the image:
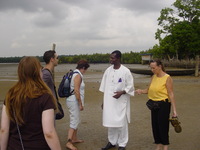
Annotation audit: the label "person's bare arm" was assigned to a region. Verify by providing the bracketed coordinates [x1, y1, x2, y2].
[166, 76, 177, 117]
[135, 76, 153, 95]
[42, 109, 61, 150]
[0, 105, 10, 150]
[74, 74, 83, 111]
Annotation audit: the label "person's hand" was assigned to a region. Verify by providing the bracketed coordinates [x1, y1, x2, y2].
[135, 89, 142, 95]
[172, 111, 178, 117]
[79, 104, 84, 111]
[113, 91, 124, 99]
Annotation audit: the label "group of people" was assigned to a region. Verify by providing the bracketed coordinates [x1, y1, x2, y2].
[0, 50, 178, 150]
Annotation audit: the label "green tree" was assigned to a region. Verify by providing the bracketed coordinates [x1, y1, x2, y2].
[156, 0, 200, 59]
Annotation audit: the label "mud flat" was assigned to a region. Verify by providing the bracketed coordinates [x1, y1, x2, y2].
[0, 63, 200, 150]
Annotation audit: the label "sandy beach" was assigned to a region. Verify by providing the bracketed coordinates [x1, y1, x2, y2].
[0, 63, 200, 150]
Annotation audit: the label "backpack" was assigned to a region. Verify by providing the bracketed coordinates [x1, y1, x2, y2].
[58, 70, 79, 98]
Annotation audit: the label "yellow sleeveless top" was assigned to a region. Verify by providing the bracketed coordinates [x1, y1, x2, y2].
[148, 74, 169, 101]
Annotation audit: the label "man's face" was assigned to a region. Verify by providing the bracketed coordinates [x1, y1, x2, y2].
[109, 53, 119, 64]
[52, 53, 59, 66]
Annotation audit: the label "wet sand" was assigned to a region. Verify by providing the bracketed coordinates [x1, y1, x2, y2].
[0, 64, 200, 150]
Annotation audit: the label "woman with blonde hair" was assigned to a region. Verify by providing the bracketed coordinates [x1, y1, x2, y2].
[0, 57, 61, 150]
[136, 60, 178, 150]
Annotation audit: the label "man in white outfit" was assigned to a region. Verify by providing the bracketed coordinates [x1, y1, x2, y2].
[99, 50, 135, 150]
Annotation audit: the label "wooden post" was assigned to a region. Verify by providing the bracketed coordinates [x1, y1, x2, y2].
[52, 43, 56, 51]
[52, 43, 56, 81]
[195, 55, 199, 77]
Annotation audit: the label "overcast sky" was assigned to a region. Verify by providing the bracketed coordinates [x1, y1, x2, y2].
[0, 0, 174, 57]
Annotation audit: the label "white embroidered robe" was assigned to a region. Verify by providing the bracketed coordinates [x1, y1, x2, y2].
[99, 65, 134, 127]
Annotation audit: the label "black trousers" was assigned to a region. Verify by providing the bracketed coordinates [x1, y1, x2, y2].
[151, 101, 171, 145]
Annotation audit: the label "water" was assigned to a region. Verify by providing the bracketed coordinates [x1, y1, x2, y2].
[0, 63, 150, 101]
[0, 63, 18, 81]
[0, 63, 150, 83]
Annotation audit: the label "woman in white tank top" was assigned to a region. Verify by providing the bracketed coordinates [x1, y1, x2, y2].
[65, 60, 90, 150]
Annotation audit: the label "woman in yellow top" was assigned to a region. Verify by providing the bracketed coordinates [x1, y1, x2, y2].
[136, 60, 177, 150]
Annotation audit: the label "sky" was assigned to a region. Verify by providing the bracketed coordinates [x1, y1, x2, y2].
[0, 0, 175, 57]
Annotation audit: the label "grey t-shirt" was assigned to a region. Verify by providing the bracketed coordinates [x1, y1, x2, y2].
[42, 68, 57, 99]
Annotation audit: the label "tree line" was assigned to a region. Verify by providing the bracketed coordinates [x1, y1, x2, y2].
[0, 52, 142, 64]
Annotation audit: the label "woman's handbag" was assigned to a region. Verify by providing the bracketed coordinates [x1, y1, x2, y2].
[146, 99, 160, 110]
[54, 85, 64, 120]
[55, 100, 64, 120]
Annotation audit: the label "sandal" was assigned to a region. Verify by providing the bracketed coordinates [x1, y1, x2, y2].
[169, 116, 182, 133]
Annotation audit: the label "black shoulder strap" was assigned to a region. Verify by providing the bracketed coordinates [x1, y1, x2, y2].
[42, 68, 53, 76]
[72, 71, 82, 81]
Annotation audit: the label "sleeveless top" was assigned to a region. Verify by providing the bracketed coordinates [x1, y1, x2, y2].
[148, 74, 170, 101]
[66, 69, 85, 105]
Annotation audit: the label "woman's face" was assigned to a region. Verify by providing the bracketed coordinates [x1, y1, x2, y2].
[150, 62, 161, 74]
[80, 68, 87, 74]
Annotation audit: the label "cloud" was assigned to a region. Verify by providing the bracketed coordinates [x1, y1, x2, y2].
[114, 0, 172, 13]
[0, 0, 175, 57]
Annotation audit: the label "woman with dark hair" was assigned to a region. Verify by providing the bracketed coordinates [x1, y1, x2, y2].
[66, 60, 90, 150]
[136, 60, 178, 150]
[0, 57, 61, 150]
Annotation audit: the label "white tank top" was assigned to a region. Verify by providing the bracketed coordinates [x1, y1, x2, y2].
[66, 69, 85, 105]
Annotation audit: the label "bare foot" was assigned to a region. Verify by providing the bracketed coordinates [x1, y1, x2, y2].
[66, 142, 77, 150]
[72, 139, 84, 143]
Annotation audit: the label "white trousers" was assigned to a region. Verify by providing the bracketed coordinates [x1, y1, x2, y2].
[108, 119, 128, 147]
[66, 100, 80, 129]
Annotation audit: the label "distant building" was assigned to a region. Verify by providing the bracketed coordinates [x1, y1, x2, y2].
[141, 53, 153, 64]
